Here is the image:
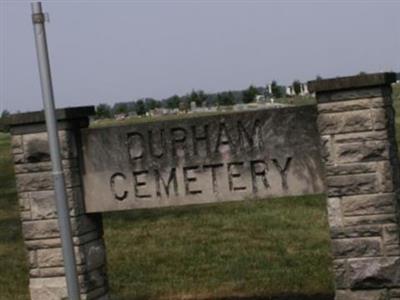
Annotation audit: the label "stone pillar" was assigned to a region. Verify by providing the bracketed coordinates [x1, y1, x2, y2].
[8, 106, 109, 300]
[309, 73, 400, 300]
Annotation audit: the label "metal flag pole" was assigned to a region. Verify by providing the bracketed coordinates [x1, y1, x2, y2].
[30, 2, 81, 299]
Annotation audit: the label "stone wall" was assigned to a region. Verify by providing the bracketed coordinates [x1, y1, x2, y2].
[8, 107, 109, 300]
[7, 72, 400, 300]
[309, 72, 400, 300]
[82, 105, 324, 213]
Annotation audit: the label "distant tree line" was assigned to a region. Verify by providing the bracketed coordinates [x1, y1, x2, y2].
[94, 82, 288, 119]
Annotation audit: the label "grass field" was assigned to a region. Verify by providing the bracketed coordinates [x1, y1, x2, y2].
[1, 84, 398, 299]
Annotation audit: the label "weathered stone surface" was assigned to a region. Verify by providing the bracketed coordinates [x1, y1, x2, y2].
[341, 193, 396, 216]
[16, 169, 81, 192]
[348, 257, 400, 288]
[22, 219, 60, 240]
[320, 135, 334, 165]
[82, 106, 324, 213]
[344, 214, 397, 227]
[327, 197, 343, 230]
[390, 288, 400, 297]
[84, 240, 106, 271]
[330, 225, 382, 239]
[14, 159, 78, 174]
[308, 72, 396, 93]
[22, 131, 77, 162]
[28, 250, 37, 268]
[335, 289, 388, 300]
[385, 244, 400, 256]
[317, 97, 386, 114]
[325, 162, 377, 177]
[327, 174, 377, 197]
[331, 237, 381, 258]
[334, 131, 388, 144]
[11, 135, 23, 154]
[25, 230, 103, 250]
[377, 161, 395, 193]
[9, 106, 109, 299]
[21, 188, 84, 220]
[79, 267, 108, 293]
[30, 277, 67, 300]
[333, 260, 348, 288]
[13, 153, 24, 164]
[318, 110, 374, 135]
[383, 225, 400, 246]
[81, 286, 109, 300]
[37, 246, 85, 268]
[335, 141, 389, 164]
[318, 108, 389, 136]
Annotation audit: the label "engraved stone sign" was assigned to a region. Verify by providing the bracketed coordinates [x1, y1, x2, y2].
[82, 106, 324, 212]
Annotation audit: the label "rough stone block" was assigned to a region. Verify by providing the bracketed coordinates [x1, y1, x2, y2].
[333, 259, 348, 288]
[377, 161, 395, 193]
[29, 277, 67, 300]
[22, 219, 60, 240]
[14, 159, 79, 174]
[77, 267, 108, 293]
[327, 197, 343, 230]
[335, 289, 388, 300]
[327, 174, 378, 197]
[335, 141, 389, 164]
[325, 162, 377, 177]
[383, 225, 400, 246]
[11, 135, 23, 154]
[317, 97, 386, 113]
[81, 286, 109, 300]
[344, 214, 397, 227]
[317, 109, 384, 135]
[330, 225, 382, 239]
[331, 237, 382, 258]
[13, 153, 24, 164]
[348, 257, 400, 288]
[341, 193, 396, 216]
[334, 130, 388, 144]
[385, 244, 400, 256]
[22, 131, 77, 163]
[16, 169, 81, 192]
[84, 240, 106, 271]
[23, 188, 85, 220]
[320, 135, 335, 164]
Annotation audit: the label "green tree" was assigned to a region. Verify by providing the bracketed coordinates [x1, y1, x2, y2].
[135, 100, 146, 116]
[217, 91, 235, 106]
[293, 80, 301, 95]
[95, 104, 112, 119]
[145, 98, 160, 111]
[165, 95, 180, 109]
[114, 103, 128, 115]
[188, 90, 207, 107]
[1, 110, 10, 118]
[242, 85, 258, 103]
[271, 81, 283, 98]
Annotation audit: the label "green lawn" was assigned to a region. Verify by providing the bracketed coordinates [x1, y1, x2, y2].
[0, 133, 29, 299]
[0, 134, 333, 299]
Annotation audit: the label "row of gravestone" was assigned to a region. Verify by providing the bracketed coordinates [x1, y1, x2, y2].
[7, 72, 400, 300]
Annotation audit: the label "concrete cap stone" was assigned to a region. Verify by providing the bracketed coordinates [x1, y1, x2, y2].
[308, 72, 397, 93]
[7, 106, 95, 127]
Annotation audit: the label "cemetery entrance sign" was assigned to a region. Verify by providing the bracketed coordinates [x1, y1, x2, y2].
[8, 73, 400, 300]
[82, 107, 324, 212]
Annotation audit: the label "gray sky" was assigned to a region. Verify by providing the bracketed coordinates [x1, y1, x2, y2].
[1, 0, 399, 113]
